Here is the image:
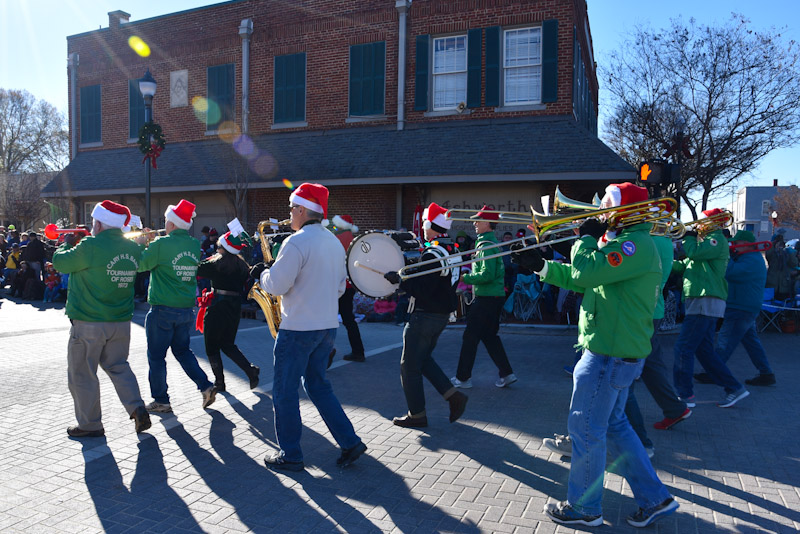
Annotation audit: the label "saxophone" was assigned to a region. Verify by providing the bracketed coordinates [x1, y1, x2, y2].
[247, 220, 289, 339]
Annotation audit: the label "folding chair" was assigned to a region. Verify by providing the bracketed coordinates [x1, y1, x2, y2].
[759, 287, 784, 333]
[507, 273, 542, 321]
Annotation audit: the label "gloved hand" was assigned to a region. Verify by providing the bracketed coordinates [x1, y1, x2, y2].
[683, 230, 698, 239]
[249, 262, 268, 279]
[510, 242, 545, 272]
[64, 233, 79, 246]
[384, 271, 401, 284]
[579, 219, 608, 240]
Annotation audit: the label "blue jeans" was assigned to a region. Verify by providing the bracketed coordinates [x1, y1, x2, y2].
[567, 350, 671, 516]
[673, 314, 742, 397]
[145, 305, 212, 403]
[272, 328, 360, 463]
[400, 312, 455, 416]
[715, 308, 772, 375]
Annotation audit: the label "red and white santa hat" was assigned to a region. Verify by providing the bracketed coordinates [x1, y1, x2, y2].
[220, 231, 246, 254]
[701, 208, 724, 218]
[601, 182, 649, 208]
[332, 214, 359, 233]
[91, 200, 131, 229]
[290, 183, 329, 218]
[422, 202, 452, 231]
[165, 199, 196, 230]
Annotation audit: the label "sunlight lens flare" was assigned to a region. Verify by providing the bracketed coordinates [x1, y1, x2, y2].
[128, 36, 151, 57]
[282, 179, 294, 189]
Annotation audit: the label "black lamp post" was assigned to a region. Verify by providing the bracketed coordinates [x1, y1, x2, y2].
[138, 69, 157, 227]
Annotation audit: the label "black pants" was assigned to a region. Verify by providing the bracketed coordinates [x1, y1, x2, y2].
[456, 296, 512, 380]
[203, 296, 255, 382]
[338, 287, 365, 356]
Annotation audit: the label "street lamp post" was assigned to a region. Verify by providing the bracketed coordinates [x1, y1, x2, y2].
[138, 69, 157, 227]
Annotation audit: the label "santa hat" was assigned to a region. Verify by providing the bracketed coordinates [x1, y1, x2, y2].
[91, 200, 131, 229]
[332, 214, 359, 233]
[290, 183, 329, 218]
[701, 208, 724, 218]
[471, 205, 500, 221]
[601, 182, 649, 208]
[220, 231, 247, 254]
[422, 202, 452, 231]
[165, 199, 196, 230]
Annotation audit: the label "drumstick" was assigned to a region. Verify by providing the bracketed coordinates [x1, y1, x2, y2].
[354, 261, 385, 276]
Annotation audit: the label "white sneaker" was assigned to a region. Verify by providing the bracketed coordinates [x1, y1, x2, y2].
[145, 401, 172, 413]
[718, 388, 749, 408]
[645, 446, 655, 459]
[543, 433, 572, 456]
[495, 373, 518, 388]
[450, 376, 473, 389]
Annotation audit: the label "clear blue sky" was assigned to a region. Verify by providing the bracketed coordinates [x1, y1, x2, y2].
[2, 0, 799, 190]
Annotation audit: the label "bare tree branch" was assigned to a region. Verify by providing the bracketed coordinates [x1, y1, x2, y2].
[0, 89, 68, 174]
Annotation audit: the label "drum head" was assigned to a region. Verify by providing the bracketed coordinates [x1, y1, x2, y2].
[346, 231, 406, 298]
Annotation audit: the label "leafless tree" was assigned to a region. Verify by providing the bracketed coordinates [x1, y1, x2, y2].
[0, 89, 68, 174]
[1, 172, 53, 231]
[221, 143, 252, 229]
[772, 185, 800, 229]
[603, 15, 800, 219]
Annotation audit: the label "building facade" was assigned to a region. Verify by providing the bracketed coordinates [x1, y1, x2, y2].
[44, 0, 634, 237]
[730, 181, 799, 242]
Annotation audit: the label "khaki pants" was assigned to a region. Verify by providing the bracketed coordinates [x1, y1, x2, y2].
[67, 320, 144, 431]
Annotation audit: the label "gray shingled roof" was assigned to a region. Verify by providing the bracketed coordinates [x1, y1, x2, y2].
[43, 116, 634, 195]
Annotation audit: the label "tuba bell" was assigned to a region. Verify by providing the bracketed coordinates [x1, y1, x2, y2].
[247, 220, 289, 339]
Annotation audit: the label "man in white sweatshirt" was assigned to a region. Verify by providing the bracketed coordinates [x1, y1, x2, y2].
[252, 183, 366, 472]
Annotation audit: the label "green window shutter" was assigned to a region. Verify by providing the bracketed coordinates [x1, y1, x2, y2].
[129, 80, 145, 139]
[414, 35, 429, 111]
[542, 19, 559, 103]
[275, 53, 306, 123]
[350, 44, 364, 115]
[467, 29, 482, 108]
[80, 85, 101, 144]
[485, 27, 500, 107]
[207, 64, 234, 130]
[350, 42, 386, 116]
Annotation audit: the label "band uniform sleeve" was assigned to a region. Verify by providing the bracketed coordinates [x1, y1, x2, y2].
[52, 240, 90, 274]
[137, 239, 161, 272]
[541, 260, 582, 293]
[683, 234, 729, 261]
[261, 240, 302, 296]
[568, 235, 647, 288]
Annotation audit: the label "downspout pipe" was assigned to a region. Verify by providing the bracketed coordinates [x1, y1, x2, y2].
[68, 53, 79, 159]
[395, 1, 411, 131]
[239, 19, 254, 134]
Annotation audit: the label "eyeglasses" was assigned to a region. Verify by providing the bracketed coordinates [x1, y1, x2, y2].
[289, 204, 301, 210]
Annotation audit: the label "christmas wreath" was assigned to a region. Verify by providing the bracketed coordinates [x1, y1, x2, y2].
[137, 122, 166, 169]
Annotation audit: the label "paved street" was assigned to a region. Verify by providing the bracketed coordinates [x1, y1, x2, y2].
[1, 295, 798, 533]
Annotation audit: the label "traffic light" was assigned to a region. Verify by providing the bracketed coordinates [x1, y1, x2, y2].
[638, 160, 680, 186]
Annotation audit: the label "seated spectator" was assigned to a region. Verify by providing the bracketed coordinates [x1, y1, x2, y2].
[11, 261, 35, 297]
[43, 262, 62, 302]
[3, 243, 21, 288]
[55, 273, 69, 302]
[366, 296, 398, 322]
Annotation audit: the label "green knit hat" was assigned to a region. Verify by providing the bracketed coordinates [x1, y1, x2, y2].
[731, 230, 755, 243]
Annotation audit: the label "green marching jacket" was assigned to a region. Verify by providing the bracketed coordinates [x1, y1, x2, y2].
[52, 228, 142, 322]
[542, 223, 662, 359]
[461, 231, 505, 297]
[671, 229, 729, 301]
[138, 229, 201, 308]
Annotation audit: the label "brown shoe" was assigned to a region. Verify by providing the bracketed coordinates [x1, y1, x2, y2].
[392, 414, 428, 428]
[448, 391, 468, 423]
[130, 405, 152, 433]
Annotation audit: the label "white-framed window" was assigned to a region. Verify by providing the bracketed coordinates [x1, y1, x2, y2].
[503, 27, 542, 105]
[432, 35, 467, 110]
[761, 200, 771, 216]
[84, 202, 95, 226]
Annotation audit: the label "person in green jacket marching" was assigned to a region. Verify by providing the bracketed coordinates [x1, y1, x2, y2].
[451, 206, 516, 389]
[53, 200, 151, 438]
[137, 199, 216, 414]
[512, 182, 678, 529]
[672, 208, 749, 409]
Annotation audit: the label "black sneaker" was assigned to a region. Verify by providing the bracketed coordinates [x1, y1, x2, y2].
[214, 380, 226, 393]
[343, 353, 366, 362]
[626, 497, 679, 527]
[337, 441, 367, 468]
[248, 366, 260, 389]
[264, 451, 305, 472]
[544, 501, 603, 527]
[745, 373, 776, 386]
[67, 426, 105, 438]
[693, 372, 714, 384]
[448, 391, 468, 423]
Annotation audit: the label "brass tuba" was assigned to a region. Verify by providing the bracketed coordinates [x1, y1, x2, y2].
[247, 220, 289, 339]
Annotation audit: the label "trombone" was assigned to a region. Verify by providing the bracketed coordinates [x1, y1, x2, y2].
[123, 228, 166, 240]
[682, 210, 733, 237]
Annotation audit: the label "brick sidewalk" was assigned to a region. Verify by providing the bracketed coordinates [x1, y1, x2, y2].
[1, 296, 798, 533]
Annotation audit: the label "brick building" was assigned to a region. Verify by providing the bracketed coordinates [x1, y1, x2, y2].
[43, 0, 634, 238]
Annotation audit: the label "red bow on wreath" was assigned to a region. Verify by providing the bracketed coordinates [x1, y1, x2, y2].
[142, 144, 163, 169]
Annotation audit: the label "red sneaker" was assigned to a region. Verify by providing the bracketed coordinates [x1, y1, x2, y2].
[653, 408, 692, 430]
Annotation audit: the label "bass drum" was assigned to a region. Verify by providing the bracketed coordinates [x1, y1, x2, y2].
[346, 231, 419, 298]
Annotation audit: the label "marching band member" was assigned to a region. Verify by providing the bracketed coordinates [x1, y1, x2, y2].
[329, 214, 366, 363]
[252, 183, 367, 472]
[451, 206, 516, 389]
[672, 208, 749, 408]
[53, 200, 151, 437]
[196, 230, 260, 392]
[138, 200, 217, 414]
[513, 183, 678, 528]
[383, 202, 468, 428]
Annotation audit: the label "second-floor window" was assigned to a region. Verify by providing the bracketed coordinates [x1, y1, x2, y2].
[274, 53, 306, 124]
[80, 85, 101, 144]
[350, 42, 385, 116]
[433, 36, 467, 110]
[504, 28, 541, 105]
[207, 63, 235, 131]
[129, 80, 146, 139]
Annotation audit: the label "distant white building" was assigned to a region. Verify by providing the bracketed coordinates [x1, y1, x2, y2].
[730, 180, 799, 242]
